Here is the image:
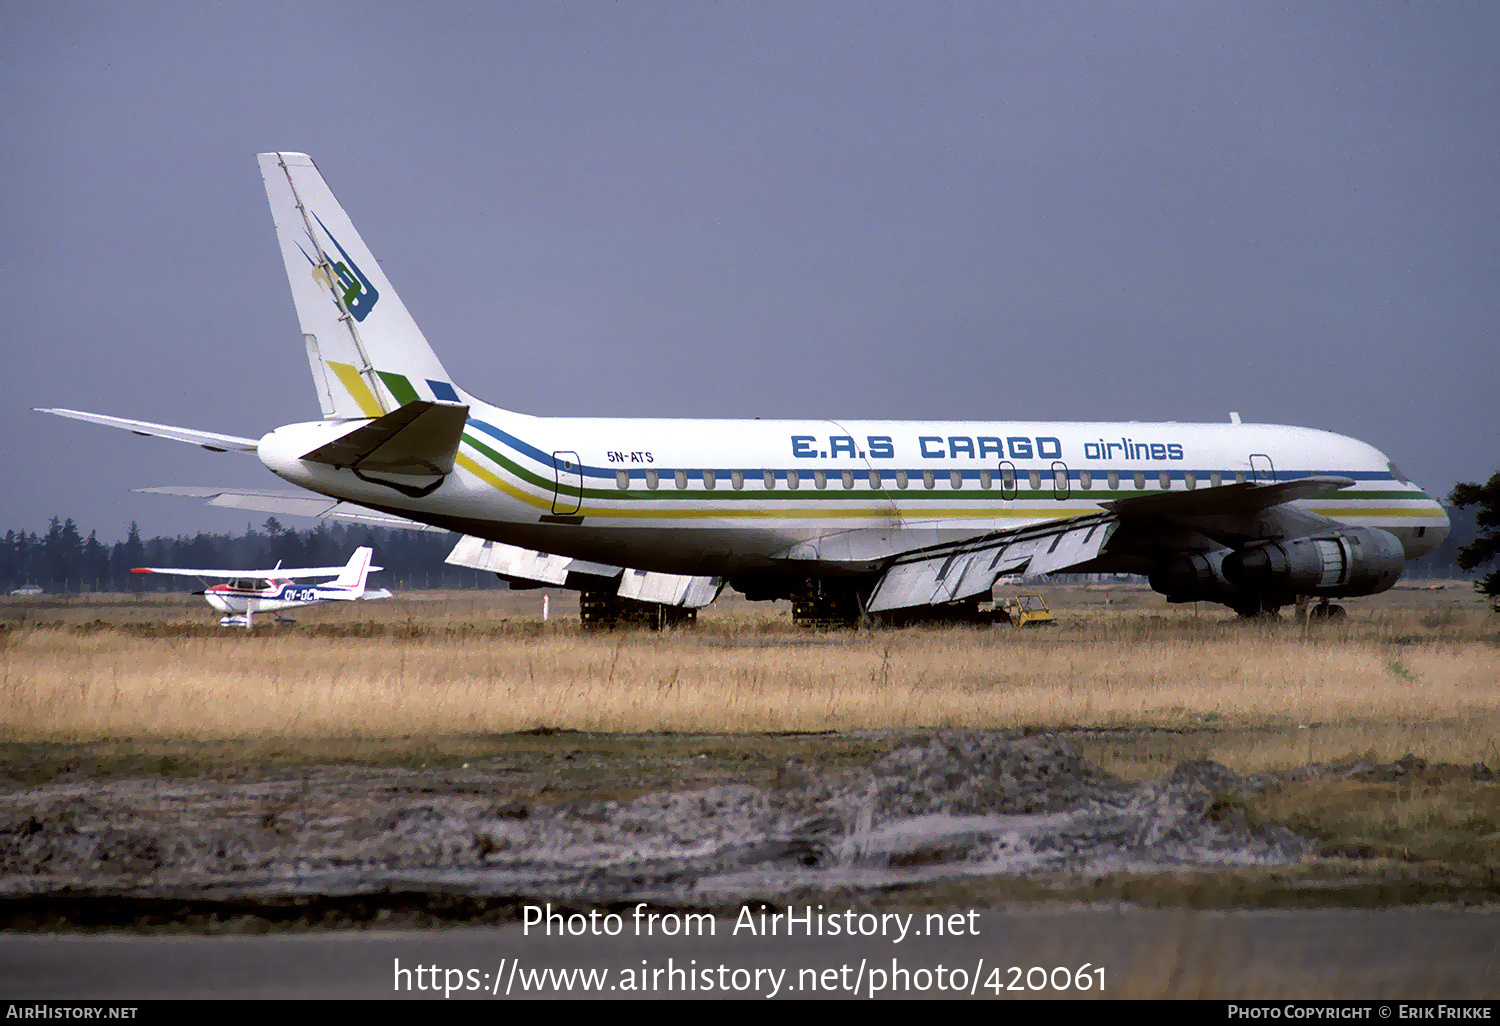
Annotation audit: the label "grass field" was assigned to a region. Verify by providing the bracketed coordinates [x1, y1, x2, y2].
[2, 583, 1495, 773]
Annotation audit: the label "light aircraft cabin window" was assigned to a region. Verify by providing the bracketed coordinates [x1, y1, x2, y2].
[1184, 471, 1197, 490]
[616, 470, 629, 490]
[703, 469, 716, 490]
[646, 469, 659, 490]
[923, 470, 936, 489]
[1235, 471, 1246, 484]
[1107, 471, 1119, 490]
[950, 470, 963, 489]
[980, 470, 993, 489]
[1210, 471, 1221, 488]
[1134, 471, 1145, 490]
[731, 470, 744, 490]
[896, 470, 909, 489]
[869, 470, 882, 488]
[763, 470, 776, 490]
[842, 470, 854, 489]
[814, 470, 827, 489]
[1079, 470, 1092, 489]
[787, 470, 800, 490]
[675, 469, 688, 490]
[1029, 470, 1042, 490]
[1158, 470, 1170, 490]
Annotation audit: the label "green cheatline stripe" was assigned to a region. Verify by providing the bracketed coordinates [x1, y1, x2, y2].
[377, 371, 421, 405]
[458, 434, 1437, 510]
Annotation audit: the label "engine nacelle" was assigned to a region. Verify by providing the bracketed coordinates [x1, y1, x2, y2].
[1222, 527, 1405, 598]
[1148, 549, 1240, 604]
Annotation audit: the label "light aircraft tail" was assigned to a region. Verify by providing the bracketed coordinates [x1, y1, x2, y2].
[259, 152, 469, 420]
[331, 545, 380, 592]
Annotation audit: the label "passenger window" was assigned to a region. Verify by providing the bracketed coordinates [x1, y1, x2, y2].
[1134, 471, 1145, 490]
[842, 470, 854, 489]
[1184, 471, 1197, 490]
[731, 470, 744, 490]
[949, 470, 962, 489]
[1234, 471, 1246, 484]
[1029, 470, 1042, 490]
[896, 470, 909, 489]
[763, 470, 775, 490]
[814, 470, 827, 489]
[922, 470, 935, 489]
[1210, 471, 1221, 487]
[868, 469, 882, 488]
[980, 470, 992, 489]
[1158, 471, 1170, 489]
[1002, 468, 1015, 489]
[646, 469, 659, 490]
[703, 469, 716, 490]
[1080, 470, 1092, 489]
[1107, 471, 1119, 490]
[615, 470, 629, 490]
[787, 470, 800, 490]
[675, 469, 688, 490]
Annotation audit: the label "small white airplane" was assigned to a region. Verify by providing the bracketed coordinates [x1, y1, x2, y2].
[41, 153, 1450, 626]
[132, 546, 390, 627]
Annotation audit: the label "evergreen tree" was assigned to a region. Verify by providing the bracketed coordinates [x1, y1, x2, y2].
[1450, 473, 1500, 610]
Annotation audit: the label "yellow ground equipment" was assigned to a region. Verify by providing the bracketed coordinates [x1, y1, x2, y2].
[995, 593, 1055, 627]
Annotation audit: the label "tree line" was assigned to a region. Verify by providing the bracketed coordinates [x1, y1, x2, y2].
[0, 518, 502, 593]
[2, 500, 1482, 596]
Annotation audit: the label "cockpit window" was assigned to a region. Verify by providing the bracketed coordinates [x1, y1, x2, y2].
[1387, 461, 1410, 483]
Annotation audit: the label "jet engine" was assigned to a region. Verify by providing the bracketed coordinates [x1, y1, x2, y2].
[1149, 527, 1406, 613]
[1222, 527, 1405, 598]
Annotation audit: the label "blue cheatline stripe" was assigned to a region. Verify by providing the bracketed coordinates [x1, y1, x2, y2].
[462, 417, 1414, 494]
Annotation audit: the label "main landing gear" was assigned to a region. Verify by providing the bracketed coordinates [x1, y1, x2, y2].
[579, 589, 697, 630]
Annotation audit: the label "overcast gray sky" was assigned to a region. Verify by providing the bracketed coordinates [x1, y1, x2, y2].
[4, 1, 1496, 543]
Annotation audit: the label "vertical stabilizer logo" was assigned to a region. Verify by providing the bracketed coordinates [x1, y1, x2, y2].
[300, 214, 380, 321]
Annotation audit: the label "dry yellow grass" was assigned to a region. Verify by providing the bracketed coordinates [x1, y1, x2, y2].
[2, 587, 1495, 772]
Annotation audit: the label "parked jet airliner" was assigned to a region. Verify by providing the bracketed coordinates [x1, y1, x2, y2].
[132, 546, 390, 627]
[40, 153, 1449, 626]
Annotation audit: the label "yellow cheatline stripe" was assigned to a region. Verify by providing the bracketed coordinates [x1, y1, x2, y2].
[455, 451, 1093, 522]
[327, 361, 385, 418]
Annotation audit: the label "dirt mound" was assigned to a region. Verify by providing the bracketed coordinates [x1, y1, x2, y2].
[0, 731, 1328, 911]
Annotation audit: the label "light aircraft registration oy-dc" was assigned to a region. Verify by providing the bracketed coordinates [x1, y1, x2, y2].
[40, 153, 1449, 627]
[132, 546, 390, 628]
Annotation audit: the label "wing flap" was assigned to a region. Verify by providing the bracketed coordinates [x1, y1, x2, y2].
[617, 569, 723, 608]
[866, 514, 1116, 613]
[299, 400, 468, 475]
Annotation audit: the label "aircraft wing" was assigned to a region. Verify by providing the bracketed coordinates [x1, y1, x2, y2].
[444, 535, 722, 608]
[135, 486, 450, 533]
[35, 409, 258, 453]
[132, 563, 383, 580]
[864, 476, 1359, 613]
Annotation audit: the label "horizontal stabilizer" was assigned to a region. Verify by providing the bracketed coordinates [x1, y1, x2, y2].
[1103, 475, 1355, 518]
[36, 409, 257, 453]
[135, 486, 449, 532]
[299, 400, 468, 475]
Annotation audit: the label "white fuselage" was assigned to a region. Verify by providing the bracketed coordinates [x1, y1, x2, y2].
[258, 400, 1450, 578]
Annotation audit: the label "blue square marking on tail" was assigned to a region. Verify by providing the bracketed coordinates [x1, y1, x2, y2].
[427, 380, 460, 402]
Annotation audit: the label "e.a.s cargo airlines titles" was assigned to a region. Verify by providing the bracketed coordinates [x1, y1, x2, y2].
[40, 153, 1449, 627]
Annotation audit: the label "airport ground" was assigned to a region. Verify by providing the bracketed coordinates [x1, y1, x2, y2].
[0, 581, 1495, 998]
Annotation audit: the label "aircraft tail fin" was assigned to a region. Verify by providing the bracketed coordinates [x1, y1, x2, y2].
[331, 546, 378, 592]
[258, 153, 469, 420]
